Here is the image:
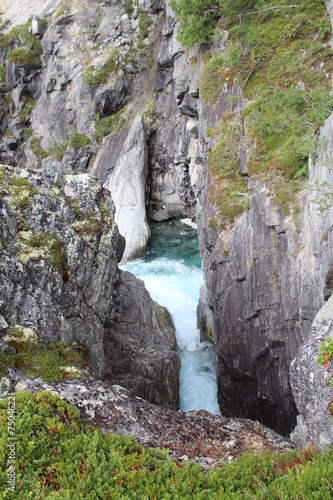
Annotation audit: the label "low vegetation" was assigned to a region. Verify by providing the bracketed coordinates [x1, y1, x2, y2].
[208, 111, 250, 225]
[0, 392, 332, 498]
[9, 176, 38, 209]
[18, 232, 64, 269]
[0, 336, 90, 381]
[94, 107, 127, 142]
[318, 337, 333, 419]
[83, 49, 119, 87]
[6, 23, 43, 68]
[173, 0, 333, 218]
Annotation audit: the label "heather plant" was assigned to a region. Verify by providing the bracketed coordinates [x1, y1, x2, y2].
[0, 392, 332, 498]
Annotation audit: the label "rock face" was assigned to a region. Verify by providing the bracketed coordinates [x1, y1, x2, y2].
[100, 116, 151, 262]
[0, 164, 180, 408]
[290, 296, 333, 451]
[16, 377, 295, 470]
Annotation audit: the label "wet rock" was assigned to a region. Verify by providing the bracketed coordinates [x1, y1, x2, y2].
[17, 377, 295, 469]
[290, 296, 333, 451]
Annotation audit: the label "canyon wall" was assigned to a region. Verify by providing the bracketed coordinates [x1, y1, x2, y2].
[0, 0, 332, 439]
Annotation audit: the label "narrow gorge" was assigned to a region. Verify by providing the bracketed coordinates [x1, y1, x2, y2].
[0, 0, 333, 492]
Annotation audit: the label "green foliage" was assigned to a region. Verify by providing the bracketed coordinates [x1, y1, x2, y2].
[30, 137, 48, 159]
[0, 166, 9, 195]
[94, 107, 126, 142]
[83, 49, 119, 86]
[68, 132, 91, 149]
[317, 337, 333, 419]
[9, 176, 38, 209]
[71, 217, 101, 239]
[47, 139, 67, 162]
[65, 197, 82, 219]
[18, 97, 35, 123]
[1, 392, 333, 497]
[125, 0, 134, 18]
[199, 53, 225, 104]
[170, 0, 220, 47]
[0, 336, 90, 381]
[137, 8, 154, 44]
[198, 0, 333, 215]
[18, 232, 64, 269]
[6, 23, 43, 68]
[208, 112, 251, 224]
[56, 0, 72, 17]
[0, 65, 6, 85]
[309, 180, 333, 213]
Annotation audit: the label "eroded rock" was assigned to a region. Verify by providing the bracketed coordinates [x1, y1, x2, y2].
[16, 377, 295, 470]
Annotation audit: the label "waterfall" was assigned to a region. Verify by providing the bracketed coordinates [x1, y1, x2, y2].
[120, 219, 220, 415]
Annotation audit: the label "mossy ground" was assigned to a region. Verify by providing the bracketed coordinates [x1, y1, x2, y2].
[0, 338, 90, 381]
[0, 392, 332, 498]
[208, 111, 250, 225]
[198, 0, 333, 219]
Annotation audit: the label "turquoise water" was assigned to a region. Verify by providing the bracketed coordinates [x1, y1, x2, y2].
[121, 219, 220, 415]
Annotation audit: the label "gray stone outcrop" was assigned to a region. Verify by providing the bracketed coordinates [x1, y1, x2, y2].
[290, 296, 333, 451]
[16, 377, 295, 470]
[0, 164, 180, 408]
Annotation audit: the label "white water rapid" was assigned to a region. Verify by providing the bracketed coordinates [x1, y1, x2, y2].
[120, 219, 220, 415]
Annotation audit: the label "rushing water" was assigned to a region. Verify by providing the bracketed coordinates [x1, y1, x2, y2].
[120, 219, 220, 415]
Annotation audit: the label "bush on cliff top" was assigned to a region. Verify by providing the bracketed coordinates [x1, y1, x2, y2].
[0, 392, 332, 498]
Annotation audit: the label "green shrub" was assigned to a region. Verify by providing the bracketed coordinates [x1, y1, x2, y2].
[18, 232, 64, 269]
[0, 338, 90, 381]
[83, 49, 119, 86]
[318, 337, 333, 419]
[68, 132, 91, 149]
[170, 0, 220, 48]
[9, 176, 38, 209]
[208, 112, 251, 224]
[0, 392, 333, 498]
[47, 139, 67, 162]
[6, 23, 43, 68]
[18, 97, 35, 123]
[30, 137, 48, 160]
[94, 107, 126, 141]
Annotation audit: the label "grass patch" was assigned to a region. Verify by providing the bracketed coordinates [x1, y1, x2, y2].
[0, 339, 90, 381]
[71, 217, 101, 240]
[29, 137, 48, 159]
[56, 0, 71, 17]
[6, 23, 43, 68]
[0, 392, 333, 497]
[83, 48, 119, 87]
[18, 232, 64, 269]
[68, 132, 91, 149]
[208, 112, 251, 224]
[94, 107, 126, 142]
[9, 176, 38, 209]
[18, 97, 35, 123]
[196, 0, 333, 215]
[125, 0, 134, 18]
[318, 337, 333, 419]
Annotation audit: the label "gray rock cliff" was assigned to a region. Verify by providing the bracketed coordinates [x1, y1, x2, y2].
[0, 164, 180, 408]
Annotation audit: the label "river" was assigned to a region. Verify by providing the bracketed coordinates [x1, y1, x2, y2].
[120, 218, 220, 415]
